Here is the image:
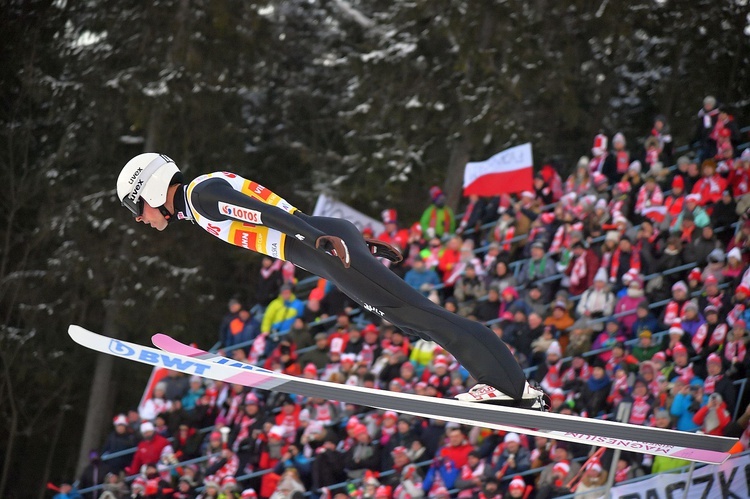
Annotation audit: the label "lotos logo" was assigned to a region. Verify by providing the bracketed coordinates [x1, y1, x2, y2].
[218, 202, 262, 224]
[109, 339, 135, 356]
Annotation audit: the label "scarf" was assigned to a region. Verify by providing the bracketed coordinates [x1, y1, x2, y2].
[691, 323, 728, 354]
[233, 414, 259, 452]
[616, 151, 630, 174]
[260, 259, 283, 279]
[541, 360, 564, 392]
[428, 206, 451, 235]
[562, 363, 591, 385]
[635, 185, 664, 213]
[725, 340, 747, 364]
[569, 252, 588, 287]
[674, 362, 695, 382]
[493, 220, 515, 252]
[704, 374, 722, 394]
[629, 396, 652, 425]
[645, 147, 660, 167]
[615, 465, 631, 483]
[458, 200, 476, 232]
[609, 248, 641, 282]
[527, 257, 548, 280]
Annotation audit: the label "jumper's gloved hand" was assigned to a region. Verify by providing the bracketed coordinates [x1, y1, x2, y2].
[365, 238, 403, 263]
[316, 235, 351, 268]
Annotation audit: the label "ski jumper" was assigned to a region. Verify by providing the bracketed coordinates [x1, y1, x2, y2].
[184, 172, 526, 398]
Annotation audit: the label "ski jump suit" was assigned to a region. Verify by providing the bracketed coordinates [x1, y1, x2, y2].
[183, 172, 526, 399]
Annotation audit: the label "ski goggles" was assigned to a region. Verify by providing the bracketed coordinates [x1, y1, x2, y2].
[123, 196, 145, 218]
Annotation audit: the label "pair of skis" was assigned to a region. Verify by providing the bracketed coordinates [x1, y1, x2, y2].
[68, 325, 738, 464]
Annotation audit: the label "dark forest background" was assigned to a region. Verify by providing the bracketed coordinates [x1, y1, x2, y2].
[1, 0, 749, 496]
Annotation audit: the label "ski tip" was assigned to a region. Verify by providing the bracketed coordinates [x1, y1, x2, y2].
[68, 324, 89, 343]
[151, 332, 169, 346]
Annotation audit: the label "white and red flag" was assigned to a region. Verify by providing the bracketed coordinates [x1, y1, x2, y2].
[463, 143, 534, 196]
[641, 206, 668, 224]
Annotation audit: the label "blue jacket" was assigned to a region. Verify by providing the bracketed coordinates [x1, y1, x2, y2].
[670, 392, 707, 432]
[405, 268, 441, 296]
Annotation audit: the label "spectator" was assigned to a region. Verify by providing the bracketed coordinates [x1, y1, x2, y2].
[577, 361, 612, 417]
[382, 447, 424, 499]
[126, 422, 170, 475]
[78, 450, 109, 499]
[163, 371, 191, 402]
[261, 283, 304, 338]
[269, 468, 306, 499]
[517, 241, 556, 301]
[670, 378, 706, 432]
[52, 483, 81, 499]
[691, 305, 728, 361]
[537, 442, 581, 497]
[703, 353, 737, 413]
[632, 331, 661, 362]
[488, 432, 530, 480]
[572, 458, 607, 499]
[297, 333, 330, 370]
[724, 321, 748, 380]
[182, 376, 205, 412]
[420, 186, 455, 239]
[404, 255, 441, 297]
[617, 377, 654, 425]
[693, 392, 732, 435]
[575, 269, 615, 333]
[565, 240, 601, 296]
[343, 424, 381, 479]
[565, 157, 592, 196]
[453, 264, 487, 316]
[256, 256, 284, 307]
[219, 298, 243, 347]
[589, 134, 618, 185]
[139, 382, 172, 422]
[472, 286, 501, 322]
[203, 430, 239, 483]
[631, 301, 659, 339]
[101, 414, 138, 473]
[173, 423, 203, 462]
[694, 95, 720, 161]
[614, 276, 645, 336]
[436, 427, 474, 469]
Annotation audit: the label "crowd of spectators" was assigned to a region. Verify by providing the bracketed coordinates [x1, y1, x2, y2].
[60, 97, 750, 499]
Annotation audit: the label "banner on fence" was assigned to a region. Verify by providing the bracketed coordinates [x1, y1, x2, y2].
[312, 194, 384, 235]
[610, 453, 749, 498]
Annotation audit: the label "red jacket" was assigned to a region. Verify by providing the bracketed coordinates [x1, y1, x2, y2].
[439, 442, 474, 468]
[693, 402, 731, 436]
[126, 433, 169, 474]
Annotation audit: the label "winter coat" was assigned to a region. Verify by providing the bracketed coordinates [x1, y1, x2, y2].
[101, 430, 138, 473]
[261, 294, 304, 334]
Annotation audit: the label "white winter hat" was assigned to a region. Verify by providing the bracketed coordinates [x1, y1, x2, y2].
[547, 341, 562, 357]
[594, 268, 608, 283]
[727, 247, 742, 262]
[140, 421, 155, 434]
[504, 432, 521, 444]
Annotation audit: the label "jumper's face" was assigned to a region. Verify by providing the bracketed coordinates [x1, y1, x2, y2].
[135, 202, 169, 231]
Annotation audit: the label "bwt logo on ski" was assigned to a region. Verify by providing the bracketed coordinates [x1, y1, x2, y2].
[108, 339, 211, 375]
[219, 202, 262, 224]
[109, 339, 135, 356]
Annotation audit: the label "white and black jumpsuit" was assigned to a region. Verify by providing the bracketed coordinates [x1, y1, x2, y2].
[183, 172, 526, 399]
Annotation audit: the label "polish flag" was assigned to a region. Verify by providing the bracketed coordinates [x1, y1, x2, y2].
[642, 206, 668, 224]
[463, 143, 534, 197]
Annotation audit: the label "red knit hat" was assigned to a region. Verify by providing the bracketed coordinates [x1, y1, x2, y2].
[672, 175, 685, 189]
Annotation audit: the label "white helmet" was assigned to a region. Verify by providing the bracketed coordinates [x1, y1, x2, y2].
[117, 153, 181, 217]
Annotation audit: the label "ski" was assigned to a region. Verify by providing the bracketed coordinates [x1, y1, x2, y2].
[150, 333, 736, 464]
[68, 325, 735, 464]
